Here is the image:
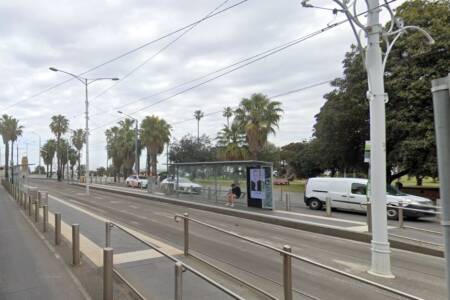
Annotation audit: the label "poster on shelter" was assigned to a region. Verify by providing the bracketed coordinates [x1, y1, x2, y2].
[249, 168, 264, 200]
[262, 166, 273, 209]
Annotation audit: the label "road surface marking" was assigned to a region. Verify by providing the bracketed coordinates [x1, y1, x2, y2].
[48, 194, 182, 257]
[333, 259, 368, 272]
[114, 248, 180, 264]
[275, 210, 367, 225]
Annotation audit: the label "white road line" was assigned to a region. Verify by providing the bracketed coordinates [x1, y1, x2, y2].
[275, 210, 367, 225]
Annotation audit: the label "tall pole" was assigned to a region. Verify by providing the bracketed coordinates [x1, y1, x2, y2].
[85, 79, 90, 196]
[135, 121, 139, 175]
[366, 0, 392, 278]
[431, 74, 450, 296]
[38, 136, 41, 174]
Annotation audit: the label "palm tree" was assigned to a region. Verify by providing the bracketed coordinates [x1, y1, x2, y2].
[140, 116, 171, 177]
[234, 93, 283, 160]
[41, 139, 56, 178]
[105, 126, 122, 182]
[49, 115, 69, 181]
[68, 147, 77, 179]
[193, 110, 204, 141]
[71, 129, 85, 179]
[222, 107, 233, 128]
[0, 115, 13, 178]
[216, 122, 248, 160]
[1, 116, 24, 180]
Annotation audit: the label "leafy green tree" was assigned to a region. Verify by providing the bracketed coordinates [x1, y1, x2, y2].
[194, 110, 204, 141]
[41, 139, 56, 178]
[234, 93, 283, 160]
[105, 126, 122, 181]
[96, 167, 106, 177]
[216, 122, 248, 160]
[258, 142, 281, 168]
[140, 115, 171, 176]
[283, 140, 323, 179]
[170, 134, 216, 163]
[49, 115, 69, 181]
[312, 0, 449, 182]
[71, 129, 85, 179]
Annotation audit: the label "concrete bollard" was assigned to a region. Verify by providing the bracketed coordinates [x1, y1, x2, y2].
[72, 224, 80, 265]
[28, 197, 32, 217]
[34, 201, 39, 223]
[326, 196, 332, 217]
[282, 245, 293, 300]
[43, 205, 48, 232]
[183, 213, 189, 256]
[103, 248, 114, 300]
[175, 262, 183, 300]
[366, 202, 372, 233]
[55, 213, 61, 245]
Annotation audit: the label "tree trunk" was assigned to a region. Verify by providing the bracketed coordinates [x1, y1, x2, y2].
[146, 149, 150, 176]
[10, 141, 14, 181]
[151, 152, 158, 177]
[4, 142, 9, 178]
[56, 136, 61, 181]
[46, 164, 49, 178]
[77, 152, 81, 179]
[416, 176, 423, 186]
[50, 162, 53, 178]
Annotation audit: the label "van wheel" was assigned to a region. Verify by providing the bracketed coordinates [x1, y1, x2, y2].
[387, 207, 398, 220]
[309, 198, 322, 210]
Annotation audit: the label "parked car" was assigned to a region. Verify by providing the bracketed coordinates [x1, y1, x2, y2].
[304, 177, 435, 219]
[126, 175, 148, 188]
[273, 178, 289, 185]
[160, 177, 202, 194]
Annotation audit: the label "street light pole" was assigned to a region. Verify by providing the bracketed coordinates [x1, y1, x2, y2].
[117, 111, 139, 175]
[49, 67, 119, 196]
[301, 0, 433, 278]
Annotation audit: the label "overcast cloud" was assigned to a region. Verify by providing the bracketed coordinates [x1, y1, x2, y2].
[0, 0, 404, 170]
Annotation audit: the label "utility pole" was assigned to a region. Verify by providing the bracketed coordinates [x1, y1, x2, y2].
[301, 0, 434, 278]
[431, 74, 450, 296]
[49, 67, 118, 196]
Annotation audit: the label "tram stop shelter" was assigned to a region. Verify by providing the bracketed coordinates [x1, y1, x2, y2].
[164, 160, 274, 210]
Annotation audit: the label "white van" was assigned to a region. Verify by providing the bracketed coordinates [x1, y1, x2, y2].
[304, 177, 435, 219]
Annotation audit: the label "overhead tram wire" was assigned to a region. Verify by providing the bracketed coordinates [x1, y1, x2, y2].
[72, 0, 233, 119]
[68, 0, 397, 122]
[170, 79, 333, 126]
[90, 19, 351, 132]
[2, 0, 249, 112]
[88, 0, 232, 106]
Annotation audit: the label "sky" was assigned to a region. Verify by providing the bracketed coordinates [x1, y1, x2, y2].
[0, 0, 404, 171]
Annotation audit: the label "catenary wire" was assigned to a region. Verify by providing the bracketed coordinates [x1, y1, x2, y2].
[2, 0, 249, 112]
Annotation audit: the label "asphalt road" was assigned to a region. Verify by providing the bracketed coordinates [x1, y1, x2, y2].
[30, 179, 446, 300]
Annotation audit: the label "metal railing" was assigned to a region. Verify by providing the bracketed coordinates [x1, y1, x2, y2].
[105, 220, 245, 300]
[174, 213, 425, 300]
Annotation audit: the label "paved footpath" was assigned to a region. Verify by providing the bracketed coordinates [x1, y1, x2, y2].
[0, 186, 89, 300]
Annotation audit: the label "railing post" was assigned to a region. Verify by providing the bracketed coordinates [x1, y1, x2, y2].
[366, 202, 372, 233]
[103, 248, 114, 300]
[72, 224, 80, 265]
[175, 262, 183, 300]
[285, 193, 290, 211]
[105, 222, 112, 247]
[55, 213, 61, 245]
[437, 198, 442, 222]
[398, 202, 404, 228]
[282, 245, 293, 300]
[43, 205, 48, 232]
[34, 201, 39, 223]
[183, 213, 189, 256]
[326, 196, 332, 217]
